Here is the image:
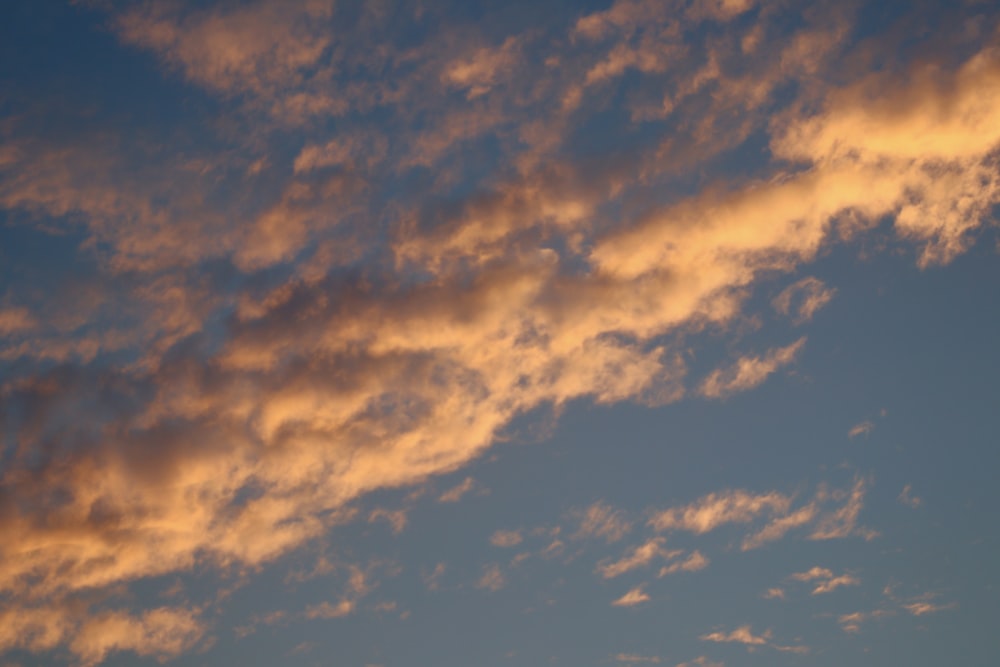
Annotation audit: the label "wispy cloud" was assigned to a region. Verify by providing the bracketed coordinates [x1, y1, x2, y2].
[599, 538, 673, 578]
[490, 530, 524, 548]
[762, 588, 786, 600]
[649, 490, 791, 533]
[700, 626, 807, 654]
[476, 564, 506, 592]
[811, 575, 860, 595]
[699, 626, 769, 646]
[438, 477, 479, 503]
[898, 485, 922, 508]
[787, 566, 861, 594]
[848, 420, 875, 438]
[657, 551, 709, 577]
[903, 600, 957, 616]
[614, 654, 661, 664]
[576, 502, 633, 543]
[369, 508, 408, 534]
[612, 586, 651, 607]
[837, 609, 894, 634]
[675, 658, 724, 667]
[698, 339, 806, 398]
[772, 277, 836, 325]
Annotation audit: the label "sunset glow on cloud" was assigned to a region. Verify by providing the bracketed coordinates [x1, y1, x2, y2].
[0, 1, 998, 665]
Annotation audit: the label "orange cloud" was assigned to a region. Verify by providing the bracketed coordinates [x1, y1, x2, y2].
[599, 538, 674, 578]
[772, 277, 836, 325]
[575, 502, 633, 543]
[699, 625, 769, 646]
[790, 567, 860, 594]
[811, 574, 860, 595]
[0, 604, 204, 667]
[789, 567, 833, 582]
[490, 530, 524, 548]
[0, 307, 36, 335]
[115, 0, 336, 97]
[657, 551, 709, 577]
[438, 477, 479, 503]
[698, 338, 806, 398]
[0, 4, 995, 663]
[612, 586, 651, 607]
[476, 564, 506, 592]
[649, 490, 791, 533]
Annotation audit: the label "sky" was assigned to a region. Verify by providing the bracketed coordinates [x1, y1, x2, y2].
[0, 0, 999, 665]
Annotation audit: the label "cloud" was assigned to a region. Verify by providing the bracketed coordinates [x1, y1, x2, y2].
[809, 477, 877, 541]
[740, 504, 818, 550]
[839, 592, 953, 632]
[599, 538, 674, 578]
[772, 46, 1000, 266]
[762, 588, 786, 600]
[837, 609, 894, 634]
[303, 565, 372, 619]
[848, 420, 875, 438]
[675, 658, 724, 667]
[772, 277, 836, 324]
[699, 338, 806, 398]
[575, 502, 633, 543]
[614, 654, 661, 664]
[612, 586, 651, 607]
[369, 508, 409, 534]
[649, 490, 791, 533]
[699, 626, 806, 654]
[657, 551, 709, 577]
[1, 2, 996, 663]
[0, 307, 36, 335]
[898, 485, 922, 508]
[294, 133, 388, 174]
[442, 36, 523, 99]
[789, 567, 834, 581]
[438, 477, 479, 503]
[422, 563, 447, 592]
[0, 604, 204, 667]
[114, 0, 336, 98]
[903, 601, 956, 616]
[614, 653, 660, 665]
[476, 564, 506, 592]
[490, 530, 524, 548]
[647, 478, 873, 550]
[305, 600, 354, 619]
[699, 626, 769, 646]
[811, 575, 860, 595]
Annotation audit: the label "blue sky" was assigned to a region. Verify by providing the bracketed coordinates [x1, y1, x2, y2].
[1, 1, 999, 666]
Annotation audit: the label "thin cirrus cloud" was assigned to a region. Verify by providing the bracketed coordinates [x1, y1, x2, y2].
[0, 0, 995, 664]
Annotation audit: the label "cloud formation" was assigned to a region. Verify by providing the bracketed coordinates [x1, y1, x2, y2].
[612, 586, 651, 607]
[699, 626, 769, 646]
[699, 339, 806, 398]
[772, 278, 836, 325]
[0, 0, 996, 662]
